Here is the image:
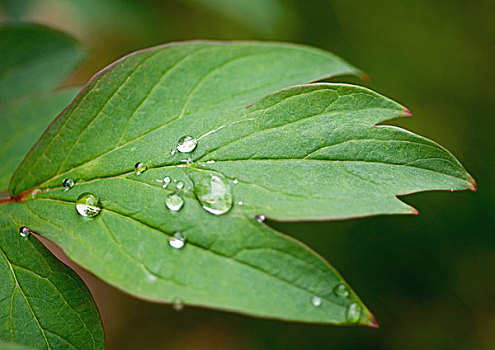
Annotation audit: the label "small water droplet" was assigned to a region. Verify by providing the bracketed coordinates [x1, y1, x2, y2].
[177, 136, 197, 153]
[62, 178, 75, 191]
[311, 296, 322, 307]
[147, 274, 158, 282]
[19, 226, 31, 237]
[31, 189, 42, 199]
[171, 149, 176, 156]
[165, 193, 184, 212]
[333, 283, 350, 298]
[172, 298, 184, 311]
[238, 201, 243, 206]
[206, 160, 216, 164]
[176, 181, 184, 190]
[255, 214, 266, 223]
[232, 179, 239, 184]
[134, 162, 147, 175]
[169, 232, 186, 249]
[162, 176, 171, 189]
[346, 303, 362, 323]
[192, 172, 233, 215]
[76, 192, 102, 217]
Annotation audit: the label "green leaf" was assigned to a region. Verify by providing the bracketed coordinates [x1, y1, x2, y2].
[0, 87, 81, 189]
[0, 208, 104, 349]
[1, 41, 474, 325]
[0, 23, 84, 106]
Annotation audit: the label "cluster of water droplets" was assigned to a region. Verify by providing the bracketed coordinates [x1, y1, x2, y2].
[310, 283, 362, 324]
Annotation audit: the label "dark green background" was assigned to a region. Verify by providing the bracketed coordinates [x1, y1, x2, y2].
[1, 0, 493, 349]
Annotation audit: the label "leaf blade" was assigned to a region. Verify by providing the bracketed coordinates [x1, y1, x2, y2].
[0, 208, 104, 349]
[0, 23, 84, 107]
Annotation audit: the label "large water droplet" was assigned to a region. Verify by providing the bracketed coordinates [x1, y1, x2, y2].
[346, 303, 362, 323]
[62, 178, 75, 191]
[177, 136, 197, 153]
[169, 232, 186, 249]
[192, 172, 233, 215]
[172, 298, 184, 311]
[134, 162, 147, 175]
[333, 283, 350, 298]
[19, 226, 31, 238]
[311, 296, 322, 307]
[76, 192, 102, 217]
[165, 193, 184, 212]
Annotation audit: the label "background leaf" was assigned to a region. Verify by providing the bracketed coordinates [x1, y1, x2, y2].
[0, 23, 84, 107]
[0, 87, 80, 189]
[2, 41, 473, 325]
[0, 208, 104, 349]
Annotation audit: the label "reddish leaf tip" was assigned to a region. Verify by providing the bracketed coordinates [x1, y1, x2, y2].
[402, 108, 413, 117]
[365, 315, 380, 328]
[467, 173, 477, 191]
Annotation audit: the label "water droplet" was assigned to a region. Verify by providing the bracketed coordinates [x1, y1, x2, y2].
[176, 181, 184, 190]
[192, 172, 233, 215]
[147, 274, 157, 282]
[232, 179, 239, 184]
[31, 189, 42, 198]
[177, 136, 197, 153]
[134, 162, 147, 175]
[346, 303, 362, 323]
[19, 226, 31, 237]
[168, 232, 186, 249]
[172, 298, 184, 311]
[238, 201, 243, 206]
[311, 296, 322, 307]
[162, 176, 171, 189]
[255, 214, 266, 223]
[206, 160, 216, 164]
[171, 149, 176, 156]
[62, 178, 75, 191]
[333, 283, 350, 298]
[76, 192, 102, 217]
[165, 193, 184, 212]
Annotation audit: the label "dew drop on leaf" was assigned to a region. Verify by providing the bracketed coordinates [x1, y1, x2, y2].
[333, 283, 350, 298]
[206, 160, 216, 164]
[62, 178, 75, 191]
[238, 201, 243, 206]
[172, 298, 184, 311]
[19, 226, 31, 237]
[162, 176, 171, 188]
[165, 193, 184, 212]
[232, 179, 239, 184]
[76, 192, 102, 217]
[192, 172, 233, 216]
[255, 214, 266, 223]
[176, 181, 184, 190]
[168, 232, 186, 249]
[311, 296, 322, 307]
[177, 136, 197, 153]
[134, 162, 147, 175]
[346, 303, 362, 323]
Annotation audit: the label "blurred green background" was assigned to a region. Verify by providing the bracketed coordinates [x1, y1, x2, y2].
[1, 0, 493, 349]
